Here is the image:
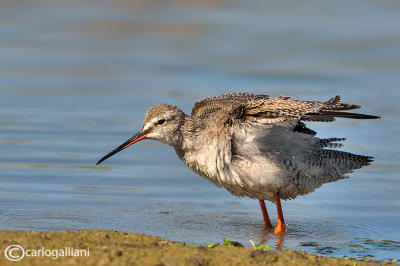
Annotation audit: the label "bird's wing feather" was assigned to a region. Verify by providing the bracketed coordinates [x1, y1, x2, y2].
[191, 92, 271, 119]
[192, 93, 378, 126]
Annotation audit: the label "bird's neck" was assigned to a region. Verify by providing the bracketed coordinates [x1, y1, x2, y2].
[172, 115, 205, 161]
[165, 112, 191, 159]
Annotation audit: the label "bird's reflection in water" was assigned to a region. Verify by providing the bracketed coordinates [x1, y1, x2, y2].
[253, 227, 285, 250]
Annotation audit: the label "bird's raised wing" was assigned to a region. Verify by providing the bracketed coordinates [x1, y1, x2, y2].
[191, 93, 378, 126]
[191, 92, 271, 119]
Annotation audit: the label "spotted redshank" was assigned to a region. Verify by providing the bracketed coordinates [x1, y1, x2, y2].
[97, 93, 379, 234]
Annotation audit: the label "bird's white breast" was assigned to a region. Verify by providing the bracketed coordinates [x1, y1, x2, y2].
[180, 129, 284, 201]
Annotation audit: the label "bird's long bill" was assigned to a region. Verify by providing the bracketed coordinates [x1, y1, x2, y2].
[96, 130, 149, 165]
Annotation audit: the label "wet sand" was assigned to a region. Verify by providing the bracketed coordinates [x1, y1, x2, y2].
[0, 230, 393, 265]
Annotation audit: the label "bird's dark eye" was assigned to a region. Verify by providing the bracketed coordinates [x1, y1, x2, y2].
[157, 119, 166, 125]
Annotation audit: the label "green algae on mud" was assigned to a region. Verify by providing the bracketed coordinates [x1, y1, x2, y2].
[0, 230, 395, 266]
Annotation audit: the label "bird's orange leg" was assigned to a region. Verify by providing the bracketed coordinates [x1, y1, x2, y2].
[274, 192, 286, 234]
[258, 199, 273, 229]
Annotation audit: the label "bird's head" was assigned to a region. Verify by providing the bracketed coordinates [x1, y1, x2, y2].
[96, 104, 186, 165]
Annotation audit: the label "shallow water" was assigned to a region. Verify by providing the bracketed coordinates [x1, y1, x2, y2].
[1, 0, 400, 262]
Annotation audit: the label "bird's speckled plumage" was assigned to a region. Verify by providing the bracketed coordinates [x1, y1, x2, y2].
[99, 93, 379, 203]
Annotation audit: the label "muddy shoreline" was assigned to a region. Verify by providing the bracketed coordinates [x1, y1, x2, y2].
[0, 230, 393, 265]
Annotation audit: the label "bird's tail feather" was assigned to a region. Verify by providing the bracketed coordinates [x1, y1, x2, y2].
[317, 149, 373, 176]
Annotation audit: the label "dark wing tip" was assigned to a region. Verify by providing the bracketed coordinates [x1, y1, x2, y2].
[320, 111, 380, 119]
[365, 114, 380, 119]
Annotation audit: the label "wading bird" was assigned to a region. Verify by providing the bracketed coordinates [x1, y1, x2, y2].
[97, 93, 379, 234]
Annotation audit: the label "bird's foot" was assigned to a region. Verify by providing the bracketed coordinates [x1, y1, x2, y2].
[274, 219, 286, 235]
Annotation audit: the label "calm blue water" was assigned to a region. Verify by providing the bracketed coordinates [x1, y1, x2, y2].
[1, 0, 399, 262]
